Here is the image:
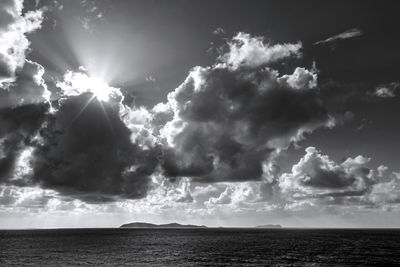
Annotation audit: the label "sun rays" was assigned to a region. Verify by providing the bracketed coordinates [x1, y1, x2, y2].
[56, 69, 123, 132]
[56, 70, 122, 102]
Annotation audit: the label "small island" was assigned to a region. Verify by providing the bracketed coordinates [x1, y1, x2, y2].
[255, 224, 282, 229]
[120, 222, 207, 228]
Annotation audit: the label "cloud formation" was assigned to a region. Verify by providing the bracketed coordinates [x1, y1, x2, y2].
[57, 70, 123, 102]
[0, 102, 49, 184]
[314, 28, 363, 46]
[279, 147, 400, 212]
[279, 147, 373, 199]
[0, 0, 44, 86]
[0, 11, 397, 219]
[219, 32, 302, 69]
[373, 82, 399, 98]
[0, 59, 50, 108]
[0, 65, 159, 203]
[29, 92, 160, 203]
[366, 173, 400, 207]
[157, 33, 333, 183]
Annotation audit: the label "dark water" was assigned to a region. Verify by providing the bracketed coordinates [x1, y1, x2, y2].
[1, 228, 400, 266]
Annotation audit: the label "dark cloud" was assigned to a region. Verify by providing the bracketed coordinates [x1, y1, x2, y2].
[0, 102, 49, 183]
[276, 147, 400, 211]
[279, 147, 375, 199]
[1, 0, 400, 227]
[30, 93, 160, 203]
[0, 28, 381, 207]
[156, 33, 334, 183]
[301, 168, 356, 189]
[0, 60, 50, 108]
[0, 55, 13, 81]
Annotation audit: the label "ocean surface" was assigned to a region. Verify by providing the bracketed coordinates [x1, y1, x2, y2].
[1, 228, 400, 266]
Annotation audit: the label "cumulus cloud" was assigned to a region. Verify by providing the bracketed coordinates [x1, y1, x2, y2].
[0, 0, 44, 86]
[314, 28, 363, 46]
[279, 147, 400, 212]
[30, 92, 160, 203]
[205, 182, 274, 207]
[0, 59, 50, 108]
[1, 0, 400, 229]
[278, 67, 318, 90]
[0, 66, 161, 202]
[0, 102, 49, 184]
[1, 27, 394, 215]
[219, 32, 302, 69]
[376, 165, 388, 178]
[0, 185, 57, 209]
[366, 177, 400, 206]
[155, 33, 333, 183]
[373, 82, 399, 98]
[279, 147, 373, 199]
[0, 30, 351, 206]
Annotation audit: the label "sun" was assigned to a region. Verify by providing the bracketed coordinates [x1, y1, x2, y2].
[80, 76, 113, 102]
[56, 69, 124, 128]
[57, 70, 122, 102]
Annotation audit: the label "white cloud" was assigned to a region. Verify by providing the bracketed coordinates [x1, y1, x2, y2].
[373, 83, 399, 98]
[278, 67, 318, 90]
[219, 32, 301, 69]
[279, 147, 373, 198]
[0, 0, 44, 86]
[377, 165, 389, 178]
[56, 70, 123, 102]
[0, 185, 58, 209]
[156, 33, 332, 183]
[314, 28, 363, 46]
[2, 24, 400, 228]
[279, 147, 400, 213]
[0, 59, 51, 108]
[367, 178, 400, 206]
[10, 146, 34, 182]
[205, 182, 274, 207]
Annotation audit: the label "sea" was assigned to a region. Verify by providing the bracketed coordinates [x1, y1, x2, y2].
[1, 228, 400, 266]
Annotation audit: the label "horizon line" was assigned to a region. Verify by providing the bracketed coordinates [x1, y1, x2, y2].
[1, 226, 400, 230]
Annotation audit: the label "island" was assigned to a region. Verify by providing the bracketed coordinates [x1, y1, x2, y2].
[120, 222, 207, 228]
[255, 224, 282, 228]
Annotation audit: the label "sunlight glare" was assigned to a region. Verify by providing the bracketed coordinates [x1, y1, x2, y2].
[57, 70, 122, 102]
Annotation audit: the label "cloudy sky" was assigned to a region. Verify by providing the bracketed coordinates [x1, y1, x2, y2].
[1, 0, 400, 229]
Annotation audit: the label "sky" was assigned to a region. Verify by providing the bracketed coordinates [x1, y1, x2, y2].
[0, 0, 400, 228]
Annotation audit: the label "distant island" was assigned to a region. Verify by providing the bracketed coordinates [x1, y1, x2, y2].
[120, 222, 282, 228]
[255, 224, 282, 228]
[120, 222, 207, 228]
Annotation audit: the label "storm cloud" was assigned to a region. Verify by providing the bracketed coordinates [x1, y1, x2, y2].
[30, 93, 160, 203]
[0, 102, 48, 183]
